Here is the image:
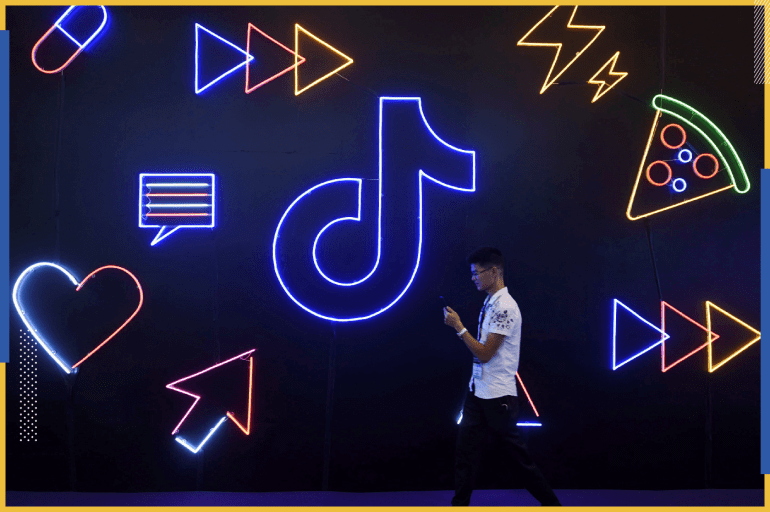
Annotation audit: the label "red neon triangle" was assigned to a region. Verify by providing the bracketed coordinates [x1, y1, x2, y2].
[226, 356, 254, 435]
[245, 23, 305, 94]
[660, 301, 719, 372]
[515, 372, 540, 418]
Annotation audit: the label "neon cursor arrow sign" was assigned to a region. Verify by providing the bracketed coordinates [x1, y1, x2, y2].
[166, 348, 255, 453]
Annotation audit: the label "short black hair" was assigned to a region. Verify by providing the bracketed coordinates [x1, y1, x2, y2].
[467, 247, 505, 272]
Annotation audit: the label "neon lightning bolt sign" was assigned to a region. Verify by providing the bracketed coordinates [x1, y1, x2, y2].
[273, 97, 476, 322]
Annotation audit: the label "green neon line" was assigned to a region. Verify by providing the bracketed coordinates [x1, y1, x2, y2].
[652, 94, 750, 194]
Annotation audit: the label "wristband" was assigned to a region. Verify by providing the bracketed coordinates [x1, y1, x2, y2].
[456, 328, 468, 337]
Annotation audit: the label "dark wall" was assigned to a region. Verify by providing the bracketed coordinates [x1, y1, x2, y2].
[6, 6, 761, 492]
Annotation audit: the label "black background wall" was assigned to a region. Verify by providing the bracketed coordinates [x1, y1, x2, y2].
[6, 6, 762, 492]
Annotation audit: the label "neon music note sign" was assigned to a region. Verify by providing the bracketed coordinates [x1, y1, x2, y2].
[273, 97, 476, 322]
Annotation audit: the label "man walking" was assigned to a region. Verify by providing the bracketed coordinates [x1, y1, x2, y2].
[443, 247, 560, 506]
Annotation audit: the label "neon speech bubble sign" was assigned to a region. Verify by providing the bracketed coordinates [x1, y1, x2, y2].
[139, 173, 216, 246]
[12, 262, 144, 374]
[272, 97, 475, 322]
[31, 6, 108, 74]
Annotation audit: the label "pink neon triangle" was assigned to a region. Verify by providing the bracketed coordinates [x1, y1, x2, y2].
[245, 23, 306, 93]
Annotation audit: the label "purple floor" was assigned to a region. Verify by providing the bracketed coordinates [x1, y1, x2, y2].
[6, 488, 764, 507]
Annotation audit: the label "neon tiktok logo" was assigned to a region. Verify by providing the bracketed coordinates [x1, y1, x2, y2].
[273, 97, 476, 322]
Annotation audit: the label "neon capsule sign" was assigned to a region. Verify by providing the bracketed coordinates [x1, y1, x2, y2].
[31, 6, 108, 74]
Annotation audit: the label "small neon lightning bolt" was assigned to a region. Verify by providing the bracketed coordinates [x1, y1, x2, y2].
[587, 51, 628, 103]
[517, 6, 606, 94]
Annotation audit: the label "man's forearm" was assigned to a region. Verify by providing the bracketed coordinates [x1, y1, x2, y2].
[456, 329, 493, 363]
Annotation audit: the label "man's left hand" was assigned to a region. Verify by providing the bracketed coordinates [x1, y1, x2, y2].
[444, 307, 464, 332]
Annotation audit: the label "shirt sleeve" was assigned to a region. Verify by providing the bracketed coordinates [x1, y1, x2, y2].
[486, 301, 518, 336]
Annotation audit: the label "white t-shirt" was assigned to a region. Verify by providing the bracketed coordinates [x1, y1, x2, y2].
[469, 286, 522, 399]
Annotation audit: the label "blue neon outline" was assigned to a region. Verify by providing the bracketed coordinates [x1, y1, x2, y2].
[138, 173, 216, 246]
[12, 262, 81, 374]
[194, 23, 254, 94]
[54, 6, 108, 50]
[273, 97, 475, 321]
[612, 299, 670, 370]
[672, 178, 687, 193]
[677, 149, 692, 164]
[457, 412, 541, 427]
[174, 416, 227, 454]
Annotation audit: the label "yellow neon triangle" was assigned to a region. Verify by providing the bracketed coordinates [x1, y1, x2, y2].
[706, 301, 760, 372]
[626, 110, 734, 221]
[294, 24, 353, 96]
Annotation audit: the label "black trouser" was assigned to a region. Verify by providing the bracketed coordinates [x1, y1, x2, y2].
[452, 391, 560, 506]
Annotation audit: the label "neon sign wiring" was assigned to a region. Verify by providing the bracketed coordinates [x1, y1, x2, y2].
[272, 97, 476, 322]
[31, 6, 108, 74]
[12, 263, 144, 374]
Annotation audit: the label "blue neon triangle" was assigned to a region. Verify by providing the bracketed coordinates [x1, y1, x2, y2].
[612, 299, 669, 370]
[195, 23, 254, 94]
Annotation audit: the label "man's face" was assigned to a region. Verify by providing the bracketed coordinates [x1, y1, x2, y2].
[470, 263, 494, 292]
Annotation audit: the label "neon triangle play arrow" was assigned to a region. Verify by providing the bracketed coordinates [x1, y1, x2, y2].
[166, 348, 256, 436]
[294, 23, 353, 96]
[706, 301, 760, 372]
[246, 23, 306, 93]
[660, 301, 719, 372]
[195, 23, 254, 94]
[612, 299, 669, 370]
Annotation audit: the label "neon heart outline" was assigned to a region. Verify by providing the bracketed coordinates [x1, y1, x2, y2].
[12, 262, 144, 374]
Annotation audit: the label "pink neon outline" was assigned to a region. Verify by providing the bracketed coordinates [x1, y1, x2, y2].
[692, 153, 719, 179]
[660, 301, 719, 373]
[31, 6, 107, 74]
[31, 24, 81, 74]
[146, 193, 210, 197]
[660, 123, 686, 149]
[515, 373, 539, 417]
[166, 349, 256, 435]
[145, 213, 211, 217]
[245, 23, 306, 93]
[71, 265, 144, 369]
[226, 356, 253, 435]
[646, 160, 672, 187]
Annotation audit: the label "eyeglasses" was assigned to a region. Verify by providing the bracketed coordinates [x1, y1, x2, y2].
[471, 267, 494, 278]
